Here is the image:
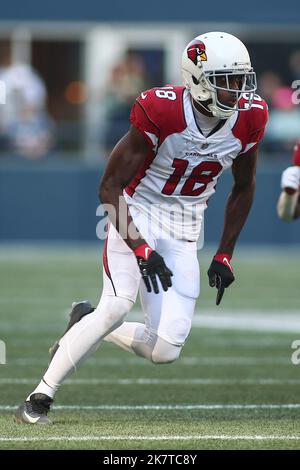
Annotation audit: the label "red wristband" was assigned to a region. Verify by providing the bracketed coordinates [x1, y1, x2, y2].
[214, 253, 233, 271]
[284, 187, 298, 195]
[134, 243, 153, 261]
[292, 140, 300, 167]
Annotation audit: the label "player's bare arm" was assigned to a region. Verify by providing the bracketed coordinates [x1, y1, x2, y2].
[218, 146, 258, 255]
[294, 196, 300, 219]
[208, 146, 258, 305]
[99, 125, 149, 251]
[99, 125, 173, 293]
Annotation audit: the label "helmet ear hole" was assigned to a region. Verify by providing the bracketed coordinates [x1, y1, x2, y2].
[192, 76, 199, 85]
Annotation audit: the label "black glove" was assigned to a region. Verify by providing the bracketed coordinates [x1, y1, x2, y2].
[134, 244, 173, 294]
[207, 253, 235, 305]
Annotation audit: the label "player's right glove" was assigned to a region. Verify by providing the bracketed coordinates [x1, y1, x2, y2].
[207, 253, 235, 305]
[281, 166, 300, 194]
[134, 244, 173, 294]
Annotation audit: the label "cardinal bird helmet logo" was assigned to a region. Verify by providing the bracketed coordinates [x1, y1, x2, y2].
[187, 40, 207, 65]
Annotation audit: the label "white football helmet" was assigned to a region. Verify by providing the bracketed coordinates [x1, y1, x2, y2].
[181, 31, 257, 119]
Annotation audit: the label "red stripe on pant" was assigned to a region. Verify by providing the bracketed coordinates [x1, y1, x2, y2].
[103, 222, 111, 279]
[102, 222, 116, 295]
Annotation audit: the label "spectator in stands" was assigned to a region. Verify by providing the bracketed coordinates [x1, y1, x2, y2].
[259, 70, 300, 155]
[0, 61, 54, 159]
[289, 50, 300, 82]
[258, 71, 282, 110]
[103, 51, 149, 152]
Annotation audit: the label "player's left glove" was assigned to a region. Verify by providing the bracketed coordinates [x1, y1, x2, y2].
[207, 253, 235, 305]
[134, 244, 173, 294]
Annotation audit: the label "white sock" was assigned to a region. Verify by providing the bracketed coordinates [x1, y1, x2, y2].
[26, 378, 57, 400]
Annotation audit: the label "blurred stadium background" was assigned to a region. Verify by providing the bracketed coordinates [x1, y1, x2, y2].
[0, 0, 300, 450]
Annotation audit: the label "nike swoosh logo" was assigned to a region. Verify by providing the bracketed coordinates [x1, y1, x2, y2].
[23, 409, 40, 423]
[145, 247, 151, 259]
[141, 92, 147, 99]
[223, 257, 232, 271]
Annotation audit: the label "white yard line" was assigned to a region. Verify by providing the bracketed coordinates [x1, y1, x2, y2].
[8, 356, 290, 366]
[2, 404, 300, 411]
[2, 310, 300, 333]
[0, 377, 299, 385]
[1, 435, 300, 442]
[0, 308, 300, 339]
[190, 311, 300, 332]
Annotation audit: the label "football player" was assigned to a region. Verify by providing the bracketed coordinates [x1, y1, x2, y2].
[277, 140, 300, 221]
[15, 32, 268, 424]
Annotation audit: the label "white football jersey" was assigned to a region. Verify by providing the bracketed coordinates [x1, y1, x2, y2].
[124, 86, 268, 241]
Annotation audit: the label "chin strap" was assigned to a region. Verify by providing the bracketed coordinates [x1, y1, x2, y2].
[197, 99, 213, 114]
[192, 97, 214, 117]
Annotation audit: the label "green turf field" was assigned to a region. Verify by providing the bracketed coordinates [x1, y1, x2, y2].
[1, 245, 300, 450]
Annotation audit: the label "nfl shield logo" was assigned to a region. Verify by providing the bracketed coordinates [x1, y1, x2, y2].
[201, 143, 209, 149]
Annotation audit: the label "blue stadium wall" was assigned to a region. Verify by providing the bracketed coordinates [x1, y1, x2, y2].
[0, 163, 298, 244]
[0, 0, 299, 24]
